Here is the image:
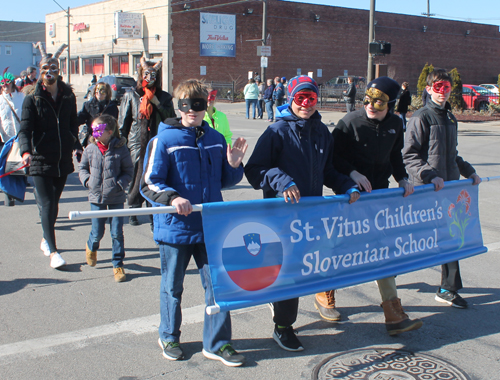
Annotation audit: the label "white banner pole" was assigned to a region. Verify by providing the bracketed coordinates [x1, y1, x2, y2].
[480, 175, 500, 182]
[69, 177, 500, 220]
[68, 205, 203, 220]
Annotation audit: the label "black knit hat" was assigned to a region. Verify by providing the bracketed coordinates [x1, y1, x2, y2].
[366, 77, 400, 103]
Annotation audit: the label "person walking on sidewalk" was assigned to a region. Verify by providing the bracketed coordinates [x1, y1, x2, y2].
[343, 76, 357, 113]
[245, 75, 360, 352]
[243, 78, 259, 119]
[79, 115, 133, 282]
[320, 76, 422, 336]
[264, 79, 275, 122]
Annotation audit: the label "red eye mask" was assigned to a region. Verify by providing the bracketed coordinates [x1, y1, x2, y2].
[293, 91, 318, 108]
[208, 90, 217, 102]
[432, 81, 452, 94]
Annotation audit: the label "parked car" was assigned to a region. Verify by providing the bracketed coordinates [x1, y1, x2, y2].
[462, 84, 490, 111]
[89, 75, 137, 104]
[479, 84, 499, 104]
[320, 76, 366, 101]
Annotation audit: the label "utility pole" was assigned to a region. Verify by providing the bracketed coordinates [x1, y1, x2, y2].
[421, 0, 435, 17]
[367, 0, 375, 83]
[52, 1, 71, 82]
[260, 0, 267, 82]
[67, 7, 71, 83]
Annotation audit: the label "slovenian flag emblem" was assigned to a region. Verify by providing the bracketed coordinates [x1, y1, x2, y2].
[222, 222, 283, 291]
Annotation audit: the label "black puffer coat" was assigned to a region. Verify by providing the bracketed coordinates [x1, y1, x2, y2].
[403, 100, 475, 185]
[333, 108, 408, 190]
[19, 80, 81, 177]
[77, 97, 119, 146]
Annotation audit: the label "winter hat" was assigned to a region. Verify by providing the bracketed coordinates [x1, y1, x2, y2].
[366, 76, 400, 104]
[287, 75, 319, 105]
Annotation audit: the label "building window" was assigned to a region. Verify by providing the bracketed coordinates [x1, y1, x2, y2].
[83, 57, 104, 75]
[71, 59, 79, 75]
[5, 46, 12, 55]
[110, 55, 129, 75]
[60, 58, 67, 75]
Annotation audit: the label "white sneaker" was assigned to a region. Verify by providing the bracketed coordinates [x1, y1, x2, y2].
[50, 252, 66, 269]
[40, 239, 51, 257]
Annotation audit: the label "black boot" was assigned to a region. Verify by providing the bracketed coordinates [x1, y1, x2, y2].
[129, 215, 140, 226]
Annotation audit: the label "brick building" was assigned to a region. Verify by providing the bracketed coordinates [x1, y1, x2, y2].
[46, 0, 500, 93]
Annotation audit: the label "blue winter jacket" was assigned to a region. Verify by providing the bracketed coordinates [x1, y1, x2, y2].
[245, 105, 356, 199]
[140, 118, 244, 245]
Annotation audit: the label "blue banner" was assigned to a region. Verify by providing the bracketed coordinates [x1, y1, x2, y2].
[202, 180, 486, 312]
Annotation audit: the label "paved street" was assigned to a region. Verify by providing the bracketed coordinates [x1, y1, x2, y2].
[1, 98, 499, 379]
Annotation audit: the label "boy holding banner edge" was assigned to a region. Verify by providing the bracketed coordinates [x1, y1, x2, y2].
[140, 79, 248, 366]
[403, 68, 481, 309]
[245, 75, 360, 352]
[328, 76, 423, 336]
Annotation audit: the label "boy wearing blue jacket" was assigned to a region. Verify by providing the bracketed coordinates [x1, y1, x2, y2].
[140, 79, 248, 366]
[244, 75, 360, 352]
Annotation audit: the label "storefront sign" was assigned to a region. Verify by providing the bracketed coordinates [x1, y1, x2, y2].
[48, 23, 56, 38]
[115, 12, 142, 39]
[200, 12, 236, 57]
[73, 22, 89, 32]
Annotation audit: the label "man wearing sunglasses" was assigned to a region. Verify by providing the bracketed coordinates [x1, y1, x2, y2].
[403, 68, 481, 309]
[245, 75, 360, 352]
[325, 76, 422, 336]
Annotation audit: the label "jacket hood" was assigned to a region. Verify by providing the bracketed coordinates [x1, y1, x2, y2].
[159, 118, 211, 135]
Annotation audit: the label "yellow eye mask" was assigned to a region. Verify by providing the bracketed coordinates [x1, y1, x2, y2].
[363, 87, 390, 111]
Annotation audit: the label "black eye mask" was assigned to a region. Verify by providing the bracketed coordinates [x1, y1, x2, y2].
[178, 98, 207, 112]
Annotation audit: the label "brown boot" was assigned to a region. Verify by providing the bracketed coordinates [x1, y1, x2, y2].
[381, 298, 423, 336]
[314, 290, 341, 322]
[113, 267, 126, 282]
[86, 244, 97, 267]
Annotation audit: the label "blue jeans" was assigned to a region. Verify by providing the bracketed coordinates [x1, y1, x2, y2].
[245, 99, 257, 119]
[87, 203, 125, 268]
[257, 99, 264, 118]
[158, 242, 231, 352]
[399, 113, 407, 130]
[265, 99, 274, 121]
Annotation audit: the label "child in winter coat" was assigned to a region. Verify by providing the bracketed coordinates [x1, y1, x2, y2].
[79, 114, 134, 282]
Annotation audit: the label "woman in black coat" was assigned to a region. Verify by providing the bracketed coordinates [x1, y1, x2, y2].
[78, 82, 118, 147]
[19, 42, 82, 269]
[396, 82, 412, 130]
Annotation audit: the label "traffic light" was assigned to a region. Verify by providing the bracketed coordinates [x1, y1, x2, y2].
[369, 42, 391, 55]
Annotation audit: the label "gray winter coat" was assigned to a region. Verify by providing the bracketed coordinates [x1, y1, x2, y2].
[403, 100, 475, 186]
[79, 136, 134, 204]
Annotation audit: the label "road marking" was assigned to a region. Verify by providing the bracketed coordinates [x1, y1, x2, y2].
[1, 241, 498, 360]
[0, 304, 265, 360]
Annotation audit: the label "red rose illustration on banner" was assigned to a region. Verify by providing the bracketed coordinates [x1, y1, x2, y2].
[447, 190, 472, 248]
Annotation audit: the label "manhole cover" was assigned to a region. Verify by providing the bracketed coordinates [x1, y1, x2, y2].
[312, 348, 471, 380]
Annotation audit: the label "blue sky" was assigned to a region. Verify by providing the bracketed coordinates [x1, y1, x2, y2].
[3, 0, 500, 26]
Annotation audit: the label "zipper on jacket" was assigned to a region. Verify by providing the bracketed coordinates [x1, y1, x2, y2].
[37, 95, 63, 177]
